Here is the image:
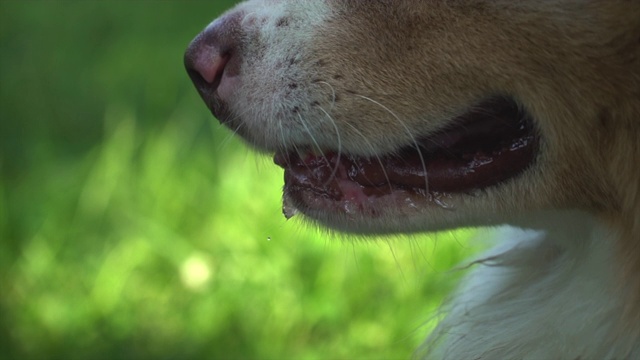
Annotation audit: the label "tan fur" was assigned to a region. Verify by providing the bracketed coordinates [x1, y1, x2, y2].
[187, 0, 640, 356]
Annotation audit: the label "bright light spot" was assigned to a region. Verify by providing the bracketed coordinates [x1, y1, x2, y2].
[180, 254, 212, 291]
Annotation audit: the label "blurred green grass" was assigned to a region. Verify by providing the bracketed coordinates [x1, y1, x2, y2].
[1, 1, 478, 359]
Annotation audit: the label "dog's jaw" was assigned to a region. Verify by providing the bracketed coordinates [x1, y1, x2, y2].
[185, 1, 574, 234]
[185, 1, 640, 357]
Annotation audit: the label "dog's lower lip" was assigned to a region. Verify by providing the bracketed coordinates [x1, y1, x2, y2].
[273, 97, 538, 200]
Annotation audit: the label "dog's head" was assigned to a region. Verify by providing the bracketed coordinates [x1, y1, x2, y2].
[185, 0, 640, 235]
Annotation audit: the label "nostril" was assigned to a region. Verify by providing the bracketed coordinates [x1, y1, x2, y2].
[185, 45, 230, 92]
[184, 12, 243, 96]
[184, 29, 232, 90]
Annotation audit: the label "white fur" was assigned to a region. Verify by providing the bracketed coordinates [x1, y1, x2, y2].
[422, 212, 639, 359]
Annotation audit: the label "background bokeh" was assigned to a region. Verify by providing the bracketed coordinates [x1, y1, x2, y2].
[1, 1, 478, 359]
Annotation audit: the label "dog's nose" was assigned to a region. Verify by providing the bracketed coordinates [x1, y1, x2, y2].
[184, 12, 242, 97]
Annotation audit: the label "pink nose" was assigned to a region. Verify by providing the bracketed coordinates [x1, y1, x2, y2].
[184, 12, 242, 102]
[188, 45, 229, 85]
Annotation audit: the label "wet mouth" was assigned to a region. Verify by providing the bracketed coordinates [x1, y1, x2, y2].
[273, 97, 538, 216]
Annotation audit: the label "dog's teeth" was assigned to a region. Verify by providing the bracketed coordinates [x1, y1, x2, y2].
[282, 194, 300, 219]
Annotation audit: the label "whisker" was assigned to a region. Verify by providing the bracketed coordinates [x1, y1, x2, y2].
[276, 118, 291, 165]
[214, 106, 257, 150]
[314, 81, 337, 111]
[268, 98, 291, 158]
[342, 121, 394, 194]
[295, 112, 328, 175]
[355, 94, 429, 195]
[297, 112, 327, 160]
[317, 106, 343, 186]
[217, 119, 247, 151]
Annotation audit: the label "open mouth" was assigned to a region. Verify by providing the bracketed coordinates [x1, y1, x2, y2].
[274, 97, 538, 214]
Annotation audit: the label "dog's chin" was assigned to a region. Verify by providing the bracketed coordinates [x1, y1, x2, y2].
[274, 97, 540, 233]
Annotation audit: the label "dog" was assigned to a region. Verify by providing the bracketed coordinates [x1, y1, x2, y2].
[185, 1, 640, 358]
